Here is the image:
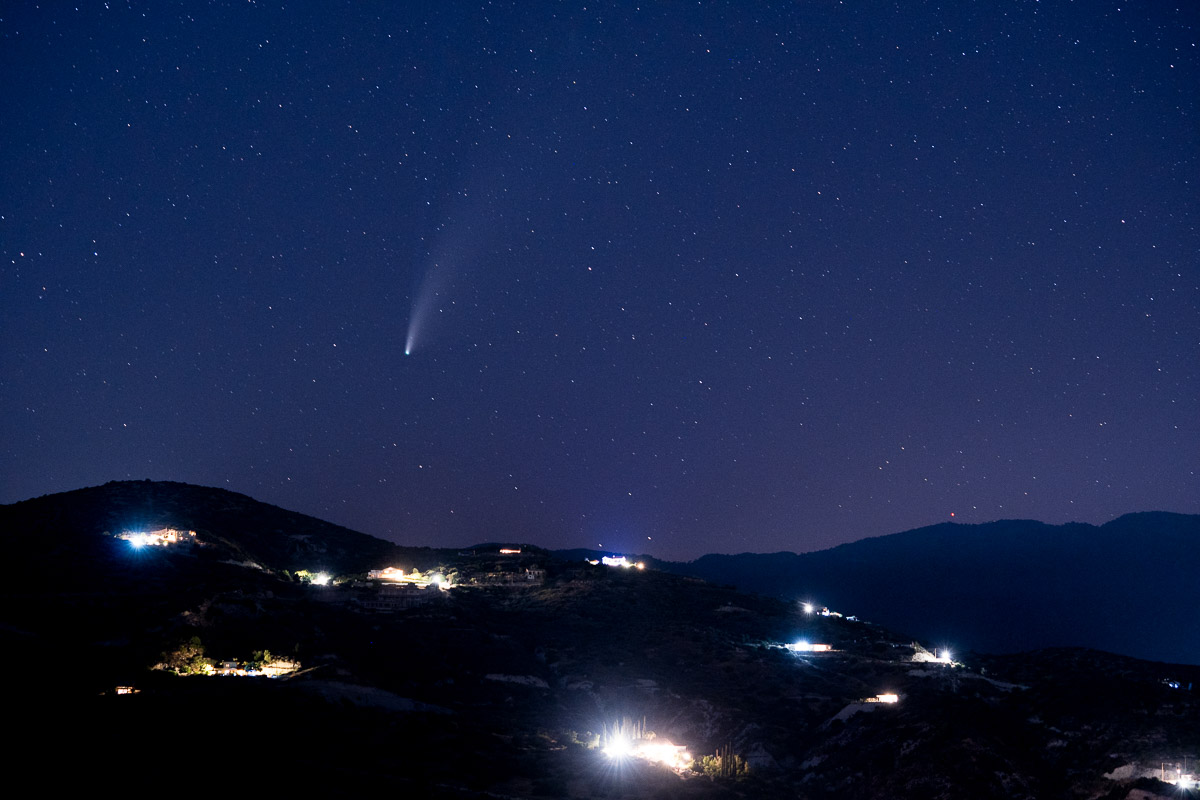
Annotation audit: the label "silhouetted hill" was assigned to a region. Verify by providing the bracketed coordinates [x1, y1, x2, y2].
[3, 483, 1198, 797]
[645, 513, 1200, 665]
[0, 479, 433, 584]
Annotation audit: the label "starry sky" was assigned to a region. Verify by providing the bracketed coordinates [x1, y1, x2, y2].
[2, 1, 1197, 561]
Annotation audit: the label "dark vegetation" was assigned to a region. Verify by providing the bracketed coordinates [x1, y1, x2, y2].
[2, 482, 1197, 798]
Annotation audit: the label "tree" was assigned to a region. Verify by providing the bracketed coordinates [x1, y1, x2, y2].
[248, 649, 272, 669]
[698, 743, 748, 779]
[162, 636, 211, 675]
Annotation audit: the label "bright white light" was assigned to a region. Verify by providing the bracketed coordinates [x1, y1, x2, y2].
[603, 735, 632, 759]
[940, 650, 952, 662]
[802, 603, 814, 614]
[877, 693, 899, 704]
[636, 741, 692, 770]
[603, 735, 691, 771]
[313, 572, 330, 586]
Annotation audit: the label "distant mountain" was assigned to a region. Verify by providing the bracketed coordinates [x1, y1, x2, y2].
[640, 513, 1200, 665]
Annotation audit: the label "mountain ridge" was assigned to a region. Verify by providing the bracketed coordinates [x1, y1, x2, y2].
[632, 512, 1200, 665]
[5, 482, 1197, 664]
[3, 480, 1198, 797]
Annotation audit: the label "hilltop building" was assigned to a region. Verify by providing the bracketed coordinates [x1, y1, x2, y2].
[118, 528, 198, 548]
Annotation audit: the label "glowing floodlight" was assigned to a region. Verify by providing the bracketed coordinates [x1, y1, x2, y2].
[940, 649, 952, 662]
[603, 735, 633, 759]
[312, 572, 331, 586]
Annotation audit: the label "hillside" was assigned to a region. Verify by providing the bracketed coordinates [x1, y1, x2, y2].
[1, 479, 438, 581]
[2, 483, 1198, 797]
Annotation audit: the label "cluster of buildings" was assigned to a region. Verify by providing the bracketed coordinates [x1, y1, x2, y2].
[118, 527, 198, 548]
[214, 659, 300, 678]
[306, 548, 548, 614]
[468, 566, 546, 586]
[367, 566, 446, 587]
[587, 555, 647, 570]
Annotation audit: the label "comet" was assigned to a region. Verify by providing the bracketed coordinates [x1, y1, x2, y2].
[404, 260, 446, 357]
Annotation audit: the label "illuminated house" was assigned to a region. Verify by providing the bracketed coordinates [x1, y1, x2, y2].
[258, 659, 300, 677]
[600, 556, 646, 569]
[367, 566, 412, 582]
[912, 646, 953, 664]
[118, 528, 198, 548]
[215, 658, 300, 677]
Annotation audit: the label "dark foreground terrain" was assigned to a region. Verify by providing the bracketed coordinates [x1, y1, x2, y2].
[3, 482, 1197, 798]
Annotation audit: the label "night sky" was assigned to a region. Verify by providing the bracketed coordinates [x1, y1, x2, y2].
[2, 2, 1196, 561]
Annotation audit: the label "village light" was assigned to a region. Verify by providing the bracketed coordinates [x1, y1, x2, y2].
[802, 602, 814, 614]
[312, 572, 330, 586]
[604, 735, 632, 759]
[637, 741, 692, 770]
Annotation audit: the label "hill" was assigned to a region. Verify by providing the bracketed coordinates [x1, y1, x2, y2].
[1, 479, 444, 581]
[2, 483, 1198, 797]
[640, 514, 1200, 665]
